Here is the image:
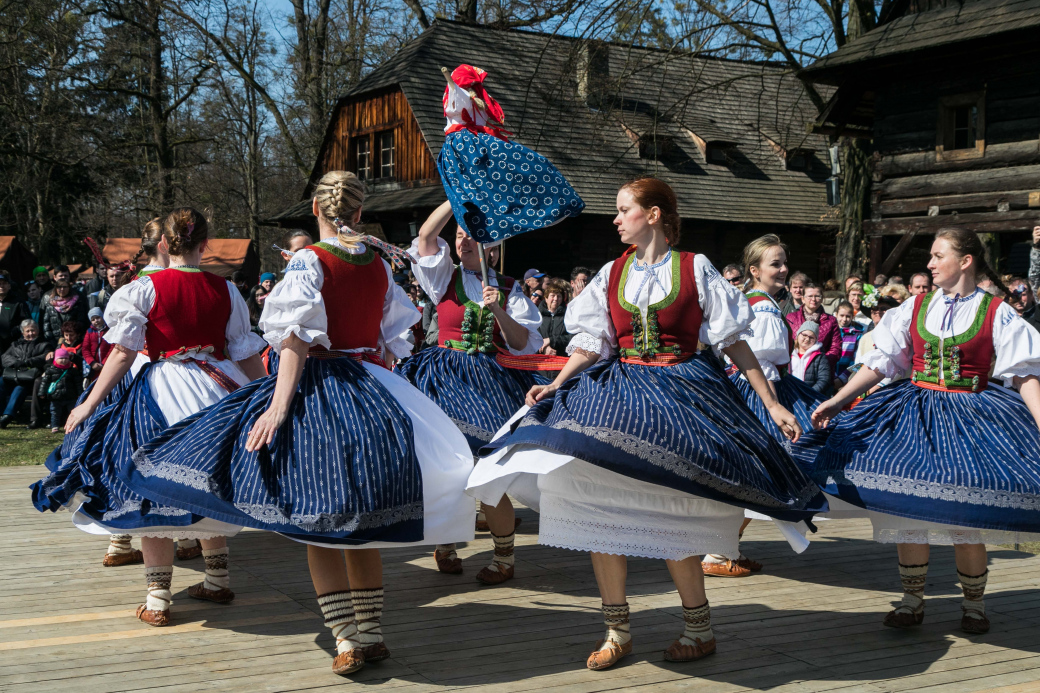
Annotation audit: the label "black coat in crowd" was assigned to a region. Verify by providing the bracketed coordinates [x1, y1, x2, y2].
[798, 351, 834, 396]
[538, 304, 572, 354]
[38, 363, 83, 403]
[0, 299, 27, 354]
[2, 336, 52, 374]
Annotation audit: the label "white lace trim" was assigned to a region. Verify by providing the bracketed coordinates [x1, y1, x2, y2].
[845, 469, 1040, 511]
[134, 450, 213, 491]
[133, 529, 230, 540]
[453, 418, 493, 442]
[714, 326, 754, 351]
[536, 418, 817, 509]
[566, 332, 614, 361]
[102, 498, 190, 521]
[538, 496, 737, 560]
[873, 528, 1040, 545]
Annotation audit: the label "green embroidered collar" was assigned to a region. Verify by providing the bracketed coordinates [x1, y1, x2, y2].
[314, 240, 374, 265]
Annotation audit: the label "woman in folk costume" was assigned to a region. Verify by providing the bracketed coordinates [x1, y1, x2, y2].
[812, 227, 1040, 635]
[397, 200, 545, 583]
[704, 235, 832, 578]
[31, 208, 267, 626]
[125, 171, 475, 676]
[468, 178, 826, 671]
[39, 219, 203, 567]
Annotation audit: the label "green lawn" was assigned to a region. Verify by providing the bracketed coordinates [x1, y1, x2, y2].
[0, 425, 62, 466]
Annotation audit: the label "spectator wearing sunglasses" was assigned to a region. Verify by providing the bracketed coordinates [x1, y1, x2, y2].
[530, 288, 544, 308]
[1005, 276, 1040, 333]
[721, 263, 744, 290]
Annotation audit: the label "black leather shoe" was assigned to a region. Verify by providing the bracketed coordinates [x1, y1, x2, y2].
[27, 420, 43, 430]
[0, 415, 12, 429]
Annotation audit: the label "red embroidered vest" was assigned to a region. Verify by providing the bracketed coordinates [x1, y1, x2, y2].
[437, 268, 515, 354]
[146, 269, 230, 361]
[309, 242, 387, 352]
[607, 249, 702, 363]
[909, 290, 1000, 393]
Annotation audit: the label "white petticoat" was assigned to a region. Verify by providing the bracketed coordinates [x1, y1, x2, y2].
[868, 511, 1040, 546]
[71, 355, 252, 540]
[467, 408, 811, 560]
[283, 361, 476, 550]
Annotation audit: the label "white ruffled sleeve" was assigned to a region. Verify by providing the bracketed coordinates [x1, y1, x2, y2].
[695, 255, 753, 348]
[991, 302, 1040, 385]
[408, 237, 454, 305]
[224, 282, 267, 361]
[259, 249, 329, 351]
[743, 302, 789, 381]
[102, 279, 154, 351]
[860, 298, 916, 379]
[380, 259, 421, 359]
[504, 281, 543, 355]
[563, 262, 616, 360]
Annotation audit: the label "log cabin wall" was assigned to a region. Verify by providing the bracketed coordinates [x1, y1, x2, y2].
[867, 46, 1040, 239]
[318, 87, 437, 184]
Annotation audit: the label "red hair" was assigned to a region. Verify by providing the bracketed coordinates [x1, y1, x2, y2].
[621, 177, 681, 245]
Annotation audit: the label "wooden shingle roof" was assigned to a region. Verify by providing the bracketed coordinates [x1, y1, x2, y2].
[333, 20, 834, 228]
[801, 0, 1040, 85]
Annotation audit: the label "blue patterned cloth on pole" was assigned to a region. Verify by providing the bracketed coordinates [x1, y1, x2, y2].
[729, 372, 833, 471]
[31, 364, 204, 530]
[438, 130, 584, 243]
[396, 346, 548, 453]
[481, 353, 828, 523]
[124, 357, 425, 543]
[809, 379, 1040, 532]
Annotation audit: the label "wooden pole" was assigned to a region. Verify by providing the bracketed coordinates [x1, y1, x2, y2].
[477, 242, 490, 287]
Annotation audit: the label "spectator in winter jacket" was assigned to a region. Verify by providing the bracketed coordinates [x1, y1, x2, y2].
[83, 307, 112, 379]
[41, 280, 87, 342]
[87, 265, 124, 313]
[790, 321, 833, 395]
[0, 270, 27, 354]
[38, 347, 84, 432]
[845, 281, 872, 329]
[0, 319, 52, 428]
[538, 279, 573, 355]
[53, 321, 85, 369]
[833, 301, 864, 391]
[786, 283, 841, 369]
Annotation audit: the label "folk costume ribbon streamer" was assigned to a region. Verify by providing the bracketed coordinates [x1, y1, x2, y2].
[83, 237, 135, 273]
[332, 219, 411, 270]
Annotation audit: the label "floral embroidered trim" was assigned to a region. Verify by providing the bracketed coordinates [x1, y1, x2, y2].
[133, 451, 214, 491]
[873, 528, 1040, 545]
[844, 469, 1040, 510]
[234, 501, 423, 533]
[451, 418, 494, 442]
[566, 332, 613, 361]
[715, 326, 754, 350]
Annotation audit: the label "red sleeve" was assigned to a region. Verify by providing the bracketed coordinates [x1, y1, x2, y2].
[82, 331, 98, 366]
[822, 315, 841, 367]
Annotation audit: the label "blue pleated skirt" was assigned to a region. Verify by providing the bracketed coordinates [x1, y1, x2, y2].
[811, 379, 1040, 534]
[396, 346, 543, 453]
[43, 372, 133, 473]
[478, 353, 827, 523]
[437, 130, 585, 243]
[729, 373, 832, 471]
[125, 357, 476, 547]
[30, 364, 221, 534]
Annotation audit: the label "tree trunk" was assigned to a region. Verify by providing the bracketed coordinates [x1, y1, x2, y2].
[147, 0, 173, 209]
[835, 137, 873, 281]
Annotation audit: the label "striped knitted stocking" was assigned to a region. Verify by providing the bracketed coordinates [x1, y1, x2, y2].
[959, 569, 988, 621]
[601, 603, 631, 646]
[895, 563, 928, 615]
[678, 602, 714, 646]
[145, 565, 173, 612]
[348, 588, 384, 649]
[108, 534, 134, 556]
[201, 547, 230, 591]
[317, 591, 356, 655]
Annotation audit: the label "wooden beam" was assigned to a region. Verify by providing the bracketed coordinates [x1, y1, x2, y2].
[876, 190, 1037, 217]
[869, 236, 884, 280]
[879, 230, 918, 277]
[865, 210, 1040, 236]
[874, 164, 1040, 200]
[875, 140, 1040, 180]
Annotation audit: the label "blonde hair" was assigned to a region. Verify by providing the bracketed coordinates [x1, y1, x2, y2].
[313, 171, 366, 248]
[140, 217, 163, 261]
[741, 234, 789, 291]
[162, 208, 209, 257]
[878, 283, 909, 303]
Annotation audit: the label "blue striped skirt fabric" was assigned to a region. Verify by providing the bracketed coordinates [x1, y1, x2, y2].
[811, 379, 1040, 532]
[480, 353, 828, 523]
[125, 357, 426, 544]
[437, 130, 585, 244]
[396, 347, 541, 453]
[729, 373, 833, 471]
[31, 364, 203, 530]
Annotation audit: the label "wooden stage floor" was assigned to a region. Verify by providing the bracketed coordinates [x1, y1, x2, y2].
[3, 464, 1040, 693]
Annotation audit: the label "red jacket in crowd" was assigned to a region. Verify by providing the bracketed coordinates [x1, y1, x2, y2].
[83, 327, 112, 370]
[786, 307, 841, 369]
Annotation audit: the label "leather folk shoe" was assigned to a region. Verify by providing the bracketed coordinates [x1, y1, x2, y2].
[883, 607, 924, 628]
[332, 648, 366, 676]
[475, 563, 514, 585]
[735, 555, 763, 572]
[960, 612, 990, 634]
[187, 582, 235, 604]
[176, 544, 203, 561]
[664, 636, 717, 662]
[103, 549, 144, 567]
[701, 559, 752, 578]
[586, 639, 633, 670]
[361, 641, 391, 662]
[434, 548, 463, 574]
[135, 604, 170, 627]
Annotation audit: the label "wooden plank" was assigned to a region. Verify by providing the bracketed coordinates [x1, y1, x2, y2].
[875, 140, 1040, 180]
[865, 210, 1040, 235]
[876, 190, 1037, 217]
[879, 229, 918, 276]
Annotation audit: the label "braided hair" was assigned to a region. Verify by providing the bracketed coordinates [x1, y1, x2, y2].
[162, 208, 209, 257]
[312, 171, 366, 248]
